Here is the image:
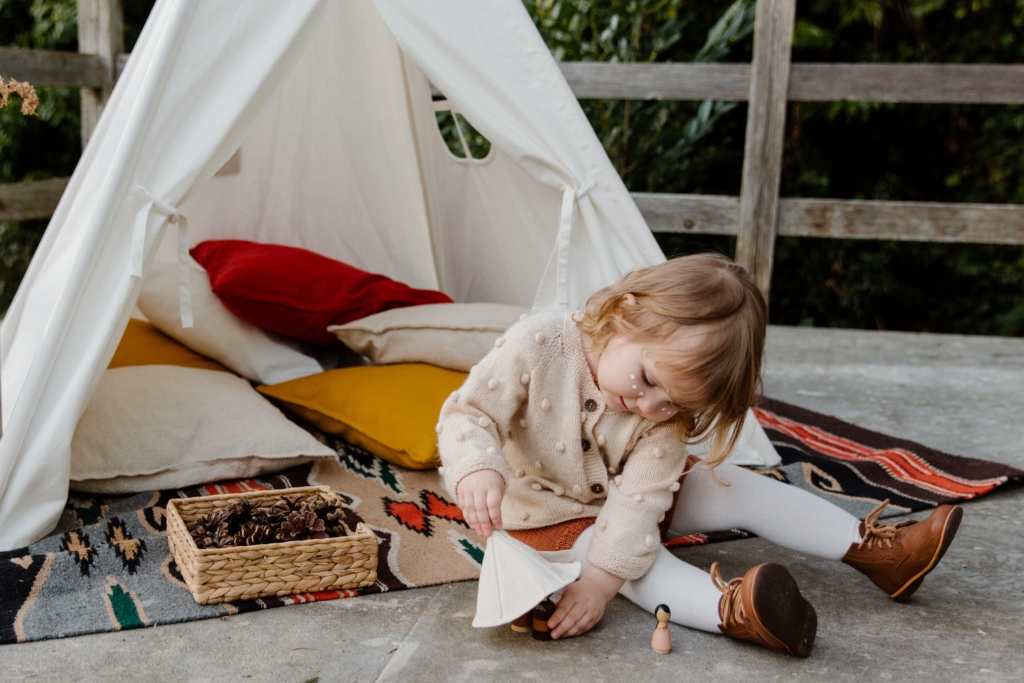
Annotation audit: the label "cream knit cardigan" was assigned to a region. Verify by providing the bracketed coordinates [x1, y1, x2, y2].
[438, 312, 690, 580]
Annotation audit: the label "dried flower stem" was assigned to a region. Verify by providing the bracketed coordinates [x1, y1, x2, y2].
[0, 76, 39, 116]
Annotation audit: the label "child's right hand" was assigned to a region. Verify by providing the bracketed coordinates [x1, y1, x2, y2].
[456, 470, 505, 537]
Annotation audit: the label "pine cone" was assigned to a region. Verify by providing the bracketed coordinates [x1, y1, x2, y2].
[278, 511, 306, 541]
[229, 498, 257, 525]
[207, 506, 233, 527]
[302, 497, 329, 518]
[239, 522, 274, 546]
[307, 513, 326, 537]
[211, 531, 235, 548]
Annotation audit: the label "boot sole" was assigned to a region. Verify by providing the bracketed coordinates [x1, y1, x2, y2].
[742, 563, 817, 658]
[890, 505, 963, 603]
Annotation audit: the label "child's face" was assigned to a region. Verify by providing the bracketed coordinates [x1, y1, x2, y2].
[595, 328, 703, 423]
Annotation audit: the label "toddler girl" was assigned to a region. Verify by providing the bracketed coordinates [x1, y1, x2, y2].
[437, 254, 962, 657]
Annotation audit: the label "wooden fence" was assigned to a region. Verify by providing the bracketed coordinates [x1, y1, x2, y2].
[2, 0, 1024, 297]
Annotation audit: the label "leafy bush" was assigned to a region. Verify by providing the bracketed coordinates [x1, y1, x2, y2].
[530, 0, 1024, 336]
[768, 0, 1024, 335]
[0, 0, 154, 311]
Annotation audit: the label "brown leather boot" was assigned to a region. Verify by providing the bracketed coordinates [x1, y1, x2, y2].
[712, 562, 817, 658]
[842, 499, 963, 602]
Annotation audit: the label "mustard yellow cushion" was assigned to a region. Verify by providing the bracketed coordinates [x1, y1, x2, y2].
[257, 364, 467, 470]
[109, 319, 229, 373]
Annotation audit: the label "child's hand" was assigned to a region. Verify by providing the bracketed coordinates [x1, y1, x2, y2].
[456, 469, 505, 537]
[549, 565, 626, 639]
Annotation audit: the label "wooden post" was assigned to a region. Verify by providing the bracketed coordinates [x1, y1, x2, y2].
[77, 0, 123, 148]
[734, 0, 796, 299]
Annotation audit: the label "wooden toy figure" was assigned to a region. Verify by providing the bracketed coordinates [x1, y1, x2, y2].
[532, 598, 557, 641]
[511, 612, 531, 633]
[651, 604, 672, 654]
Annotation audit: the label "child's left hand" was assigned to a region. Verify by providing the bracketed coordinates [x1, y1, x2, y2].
[549, 565, 626, 639]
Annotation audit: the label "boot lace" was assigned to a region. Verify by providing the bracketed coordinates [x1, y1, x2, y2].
[710, 561, 745, 630]
[857, 498, 906, 551]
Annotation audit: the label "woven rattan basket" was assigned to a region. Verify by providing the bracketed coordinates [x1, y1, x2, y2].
[167, 485, 378, 605]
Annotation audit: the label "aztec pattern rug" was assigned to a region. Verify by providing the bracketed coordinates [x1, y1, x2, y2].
[2, 399, 1020, 644]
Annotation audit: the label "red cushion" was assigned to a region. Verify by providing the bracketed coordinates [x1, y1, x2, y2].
[191, 240, 452, 346]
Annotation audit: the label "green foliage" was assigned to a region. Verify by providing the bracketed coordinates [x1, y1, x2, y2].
[0, 0, 81, 313]
[525, 0, 755, 193]
[435, 110, 492, 160]
[527, 0, 1024, 336]
[770, 239, 1024, 334]
[0, 0, 155, 313]
[768, 0, 1024, 335]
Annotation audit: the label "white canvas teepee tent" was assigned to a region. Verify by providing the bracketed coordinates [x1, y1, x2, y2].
[0, 0, 667, 549]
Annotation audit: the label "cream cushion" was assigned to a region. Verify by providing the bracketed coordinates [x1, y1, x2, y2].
[137, 260, 323, 385]
[70, 365, 336, 493]
[327, 303, 528, 372]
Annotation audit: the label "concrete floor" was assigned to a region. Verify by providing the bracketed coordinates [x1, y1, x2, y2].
[3, 325, 1023, 683]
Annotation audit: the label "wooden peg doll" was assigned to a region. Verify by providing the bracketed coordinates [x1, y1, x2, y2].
[651, 604, 671, 654]
[531, 598, 557, 641]
[511, 612, 532, 633]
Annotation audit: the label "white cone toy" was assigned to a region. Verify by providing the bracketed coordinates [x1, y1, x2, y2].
[472, 530, 581, 628]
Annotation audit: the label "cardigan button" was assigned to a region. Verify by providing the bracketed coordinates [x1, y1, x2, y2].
[572, 503, 583, 513]
[590, 483, 604, 494]
[581, 439, 591, 452]
[584, 399, 598, 412]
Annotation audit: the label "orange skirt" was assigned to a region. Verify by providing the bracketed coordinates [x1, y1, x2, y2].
[508, 454, 701, 552]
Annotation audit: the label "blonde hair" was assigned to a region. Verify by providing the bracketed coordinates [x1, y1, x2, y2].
[576, 253, 767, 469]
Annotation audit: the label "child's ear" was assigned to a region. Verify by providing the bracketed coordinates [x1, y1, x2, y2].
[616, 293, 638, 323]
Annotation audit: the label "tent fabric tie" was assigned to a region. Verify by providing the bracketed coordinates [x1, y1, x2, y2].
[128, 185, 193, 328]
[556, 177, 596, 306]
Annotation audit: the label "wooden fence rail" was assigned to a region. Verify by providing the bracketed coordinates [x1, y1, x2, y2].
[560, 62, 1024, 104]
[0, 47, 105, 88]
[8, 45, 1024, 105]
[2, 0, 1024, 295]
[633, 194, 1024, 244]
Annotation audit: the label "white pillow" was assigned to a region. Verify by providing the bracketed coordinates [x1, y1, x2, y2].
[70, 366, 336, 494]
[328, 303, 529, 372]
[137, 260, 323, 385]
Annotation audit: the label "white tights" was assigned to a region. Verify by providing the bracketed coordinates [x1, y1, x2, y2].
[570, 463, 862, 633]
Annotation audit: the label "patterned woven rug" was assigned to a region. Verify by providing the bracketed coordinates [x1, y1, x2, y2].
[2, 399, 1020, 644]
